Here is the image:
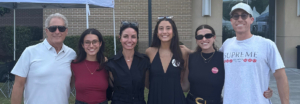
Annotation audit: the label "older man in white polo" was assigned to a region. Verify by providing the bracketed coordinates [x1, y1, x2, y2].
[10, 13, 76, 104]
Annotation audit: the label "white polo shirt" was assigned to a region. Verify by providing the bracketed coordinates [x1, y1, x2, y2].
[11, 39, 76, 104]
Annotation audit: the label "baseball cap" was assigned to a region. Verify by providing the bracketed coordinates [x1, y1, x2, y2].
[229, 2, 253, 16]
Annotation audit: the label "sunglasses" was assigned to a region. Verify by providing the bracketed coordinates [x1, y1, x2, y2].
[158, 16, 173, 20]
[231, 13, 250, 20]
[47, 26, 67, 32]
[121, 21, 139, 27]
[195, 33, 214, 40]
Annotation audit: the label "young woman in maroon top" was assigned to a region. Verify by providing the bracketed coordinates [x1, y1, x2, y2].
[71, 28, 108, 104]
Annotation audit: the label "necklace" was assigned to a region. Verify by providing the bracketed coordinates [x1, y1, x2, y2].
[201, 51, 215, 63]
[125, 57, 133, 62]
[84, 61, 98, 75]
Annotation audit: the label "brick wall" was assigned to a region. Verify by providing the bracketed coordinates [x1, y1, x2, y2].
[0, 9, 43, 27]
[0, 9, 43, 57]
[43, 0, 192, 53]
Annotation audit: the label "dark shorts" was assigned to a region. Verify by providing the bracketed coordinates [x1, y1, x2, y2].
[75, 99, 108, 104]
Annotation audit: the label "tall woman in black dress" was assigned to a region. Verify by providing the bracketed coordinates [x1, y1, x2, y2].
[181, 24, 273, 104]
[145, 16, 189, 104]
[106, 21, 150, 104]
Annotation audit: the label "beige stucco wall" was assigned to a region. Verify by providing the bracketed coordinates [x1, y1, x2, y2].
[276, 0, 300, 68]
[191, 0, 223, 50]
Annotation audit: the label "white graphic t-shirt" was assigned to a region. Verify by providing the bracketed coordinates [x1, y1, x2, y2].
[219, 35, 285, 104]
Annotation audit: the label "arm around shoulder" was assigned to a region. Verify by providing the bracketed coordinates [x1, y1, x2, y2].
[145, 47, 153, 56]
[145, 47, 158, 62]
[105, 57, 108, 62]
[180, 48, 190, 92]
[105, 58, 115, 87]
[144, 48, 152, 89]
[180, 45, 193, 54]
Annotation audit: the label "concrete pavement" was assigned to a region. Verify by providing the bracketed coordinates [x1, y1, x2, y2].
[270, 68, 300, 104]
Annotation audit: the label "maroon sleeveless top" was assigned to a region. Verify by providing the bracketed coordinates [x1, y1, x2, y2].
[71, 60, 108, 104]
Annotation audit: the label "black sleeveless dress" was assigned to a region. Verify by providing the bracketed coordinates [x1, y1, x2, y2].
[147, 50, 186, 104]
[186, 51, 224, 104]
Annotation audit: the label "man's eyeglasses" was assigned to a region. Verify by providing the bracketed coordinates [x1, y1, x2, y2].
[231, 13, 250, 20]
[84, 40, 99, 46]
[121, 21, 139, 27]
[195, 33, 214, 40]
[158, 16, 173, 20]
[47, 26, 67, 32]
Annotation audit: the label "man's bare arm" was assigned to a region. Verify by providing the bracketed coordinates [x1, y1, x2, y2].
[11, 75, 26, 104]
[273, 68, 289, 104]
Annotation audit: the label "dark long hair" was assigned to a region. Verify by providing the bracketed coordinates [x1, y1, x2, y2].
[151, 18, 184, 69]
[119, 23, 139, 38]
[73, 28, 105, 71]
[195, 24, 218, 52]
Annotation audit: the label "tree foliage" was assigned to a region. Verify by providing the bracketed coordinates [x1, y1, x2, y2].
[249, 0, 269, 14]
[223, 1, 240, 21]
[0, 7, 10, 17]
[0, 26, 42, 61]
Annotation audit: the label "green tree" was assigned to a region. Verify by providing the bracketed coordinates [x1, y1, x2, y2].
[249, 0, 269, 14]
[223, 1, 242, 21]
[0, 26, 42, 61]
[0, 7, 10, 16]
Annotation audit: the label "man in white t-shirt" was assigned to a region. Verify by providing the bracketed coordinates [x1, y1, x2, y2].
[10, 13, 76, 104]
[219, 2, 289, 104]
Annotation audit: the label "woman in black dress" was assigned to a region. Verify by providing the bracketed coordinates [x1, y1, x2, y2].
[145, 16, 189, 104]
[181, 24, 273, 104]
[106, 21, 150, 104]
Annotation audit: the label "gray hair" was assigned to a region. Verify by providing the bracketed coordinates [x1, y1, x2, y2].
[45, 13, 68, 28]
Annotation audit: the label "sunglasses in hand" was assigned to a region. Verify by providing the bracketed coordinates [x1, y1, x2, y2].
[47, 26, 67, 32]
[195, 33, 215, 40]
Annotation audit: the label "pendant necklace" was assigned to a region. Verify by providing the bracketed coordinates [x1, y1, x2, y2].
[201, 51, 215, 63]
[84, 61, 98, 75]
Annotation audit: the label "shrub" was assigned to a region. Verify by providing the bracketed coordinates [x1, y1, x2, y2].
[0, 26, 42, 62]
[63, 36, 80, 53]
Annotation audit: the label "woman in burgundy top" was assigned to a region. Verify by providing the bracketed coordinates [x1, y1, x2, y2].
[71, 28, 108, 104]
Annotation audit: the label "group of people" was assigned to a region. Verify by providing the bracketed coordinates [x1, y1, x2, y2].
[10, 3, 289, 104]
